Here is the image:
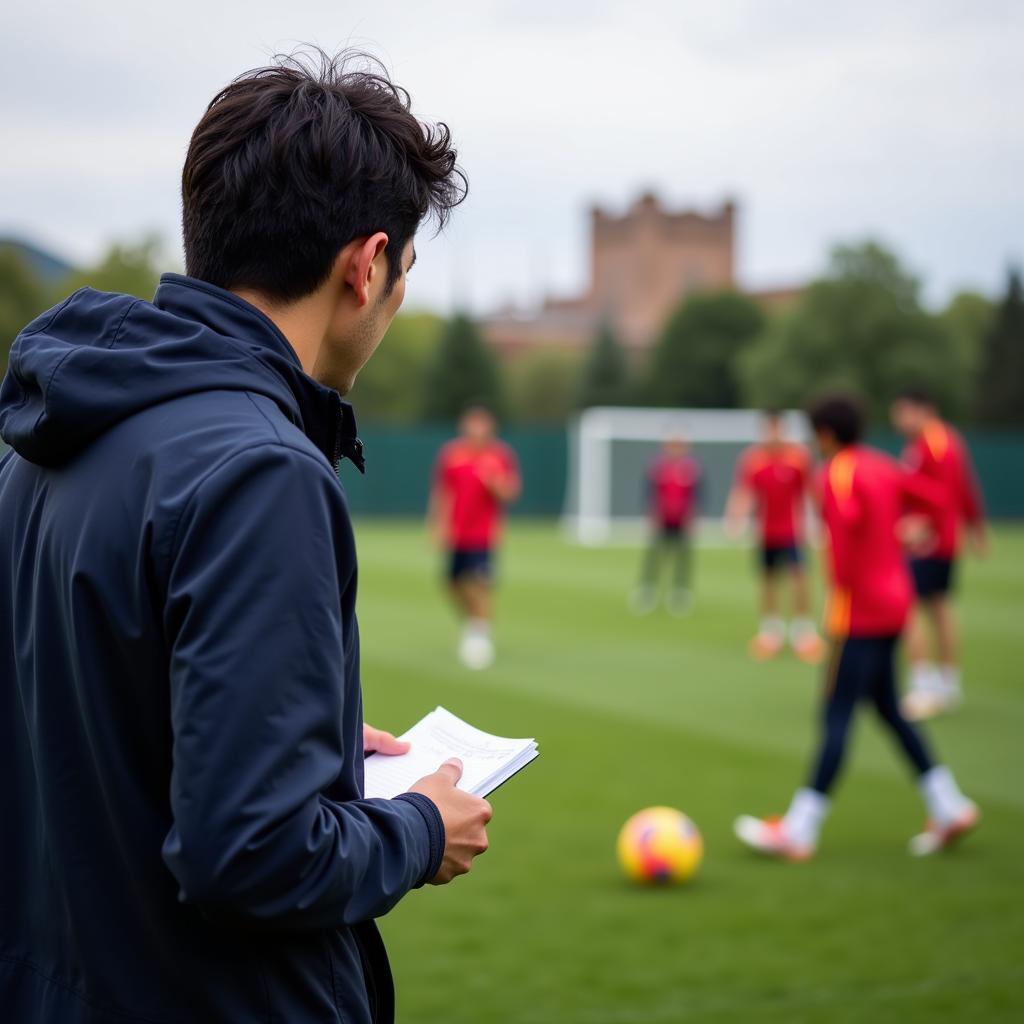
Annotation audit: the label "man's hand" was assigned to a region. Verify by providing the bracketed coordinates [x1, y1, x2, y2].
[408, 758, 492, 884]
[968, 524, 988, 558]
[363, 723, 410, 756]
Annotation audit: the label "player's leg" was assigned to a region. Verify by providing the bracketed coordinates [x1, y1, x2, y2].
[630, 529, 663, 614]
[931, 586, 962, 710]
[902, 559, 947, 720]
[453, 551, 496, 669]
[869, 636, 978, 854]
[667, 526, 693, 615]
[750, 548, 786, 659]
[735, 639, 862, 858]
[787, 551, 825, 664]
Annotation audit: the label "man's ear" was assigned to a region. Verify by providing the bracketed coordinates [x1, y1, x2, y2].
[343, 232, 390, 308]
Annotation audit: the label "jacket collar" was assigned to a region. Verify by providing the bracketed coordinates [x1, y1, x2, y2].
[154, 274, 364, 472]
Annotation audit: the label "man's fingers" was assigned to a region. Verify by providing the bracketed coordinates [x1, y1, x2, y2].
[436, 757, 464, 784]
[363, 723, 411, 756]
[374, 732, 411, 756]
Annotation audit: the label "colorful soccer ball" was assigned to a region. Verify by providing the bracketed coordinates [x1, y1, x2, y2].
[617, 806, 703, 885]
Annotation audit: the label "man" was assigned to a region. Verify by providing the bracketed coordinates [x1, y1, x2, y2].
[734, 394, 978, 861]
[631, 436, 702, 615]
[429, 405, 520, 669]
[725, 410, 824, 663]
[891, 388, 987, 720]
[0, 53, 493, 1024]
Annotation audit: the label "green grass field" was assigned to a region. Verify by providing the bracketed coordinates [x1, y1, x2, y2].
[355, 522, 1024, 1023]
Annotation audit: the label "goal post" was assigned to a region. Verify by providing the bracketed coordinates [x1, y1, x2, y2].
[562, 406, 812, 545]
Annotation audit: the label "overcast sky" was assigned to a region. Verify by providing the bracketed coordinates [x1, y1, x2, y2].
[2, 0, 1021, 312]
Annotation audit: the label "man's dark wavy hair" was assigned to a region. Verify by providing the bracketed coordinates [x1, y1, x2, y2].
[182, 48, 467, 302]
[807, 392, 865, 446]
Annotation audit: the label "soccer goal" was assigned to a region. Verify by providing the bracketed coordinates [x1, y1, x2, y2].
[562, 406, 811, 545]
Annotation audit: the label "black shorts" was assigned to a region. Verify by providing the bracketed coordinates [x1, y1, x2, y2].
[910, 556, 955, 598]
[448, 548, 493, 583]
[658, 522, 689, 541]
[761, 543, 802, 573]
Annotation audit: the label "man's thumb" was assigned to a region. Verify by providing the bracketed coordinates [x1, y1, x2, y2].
[437, 757, 463, 784]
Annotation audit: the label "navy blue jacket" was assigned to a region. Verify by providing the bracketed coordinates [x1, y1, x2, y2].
[0, 274, 444, 1023]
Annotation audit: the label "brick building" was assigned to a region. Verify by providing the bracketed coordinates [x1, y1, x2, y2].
[483, 192, 799, 354]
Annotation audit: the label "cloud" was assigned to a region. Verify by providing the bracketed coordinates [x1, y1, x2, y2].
[1, 0, 1020, 308]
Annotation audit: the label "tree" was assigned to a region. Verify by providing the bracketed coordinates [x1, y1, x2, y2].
[738, 241, 968, 421]
[643, 291, 763, 408]
[420, 312, 505, 421]
[0, 245, 50, 376]
[974, 267, 1024, 425]
[60, 235, 162, 301]
[348, 312, 443, 423]
[575, 320, 630, 408]
[507, 347, 582, 424]
[941, 290, 994, 388]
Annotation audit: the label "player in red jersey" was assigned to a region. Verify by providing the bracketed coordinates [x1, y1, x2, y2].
[891, 388, 987, 720]
[734, 394, 978, 860]
[428, 406, 521, 669]
[631, 437, 702, 615]
[725, 411, 824, 663]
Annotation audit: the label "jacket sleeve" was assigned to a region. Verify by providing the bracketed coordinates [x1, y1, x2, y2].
[160, 442, 443, 929]
[958, 442, 985, 526]
[822, 455, 860, 590]
[900, 464, 946, 513]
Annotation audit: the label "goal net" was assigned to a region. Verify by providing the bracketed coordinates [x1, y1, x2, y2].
[562, 406, 811, 544]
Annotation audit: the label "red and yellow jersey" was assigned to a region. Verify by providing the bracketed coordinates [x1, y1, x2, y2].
[902, 420, 984, 559]
[736, 442, 812, 545]
[649, 455, 701, 528]
[434, 439, 520, 549]
[821, 445, 939, 638]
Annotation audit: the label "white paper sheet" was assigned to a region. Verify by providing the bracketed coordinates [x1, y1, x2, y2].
[363, 706, 538, 800]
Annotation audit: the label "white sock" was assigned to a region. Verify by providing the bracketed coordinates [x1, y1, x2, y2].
[909, 661, 939, 695]
[760, 616, 785, 639]
[920, 766, 969, 826]
[465, 618, 491, 640]
[789, 617, 816, 642]
[783, 788, 830, 848]
[938, 666, 961, 699]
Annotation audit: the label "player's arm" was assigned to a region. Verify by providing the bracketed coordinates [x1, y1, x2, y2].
[481, 448, 521, 504]
[426, 456, 452, 548]
[724, 480, 753, 540]
[162, 444, 449, 929]
[822, 456, 861, 589]
[959, 444, 987, 555]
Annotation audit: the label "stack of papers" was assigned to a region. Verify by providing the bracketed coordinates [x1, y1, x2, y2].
[363, 706, 539, 800]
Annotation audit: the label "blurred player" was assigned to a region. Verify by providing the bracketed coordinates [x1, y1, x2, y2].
[631, 437, 702, 615]
[725, 411, 824, 663]
[891, 388, 987, 720]
[734, 394, 978, 860]
[429, 405, 521, 669]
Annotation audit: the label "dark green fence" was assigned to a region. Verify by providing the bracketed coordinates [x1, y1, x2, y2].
[339, 425, 568, 518]
[341, 424, 1024, 520]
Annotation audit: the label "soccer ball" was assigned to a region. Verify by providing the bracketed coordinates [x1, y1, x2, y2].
[617, 806, 703, 885]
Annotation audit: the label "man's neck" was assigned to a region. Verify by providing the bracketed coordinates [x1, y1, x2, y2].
[232, 288, 326, 377]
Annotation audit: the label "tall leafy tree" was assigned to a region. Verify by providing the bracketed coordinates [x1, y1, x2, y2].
[738, 241, 967, 421]
[508, 347, 582, 424]
[643, 290, 763, 408]
[974, 267, 1024, 425]
[0, 246, 50, 376]
[349, 312, 443, 423]
[575, 319, 630, 408]
[60, 235, 162, 300]
[420, 312, 505, 421]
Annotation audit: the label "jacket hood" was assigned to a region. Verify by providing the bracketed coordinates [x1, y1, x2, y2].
[0, 273, 362, 470]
